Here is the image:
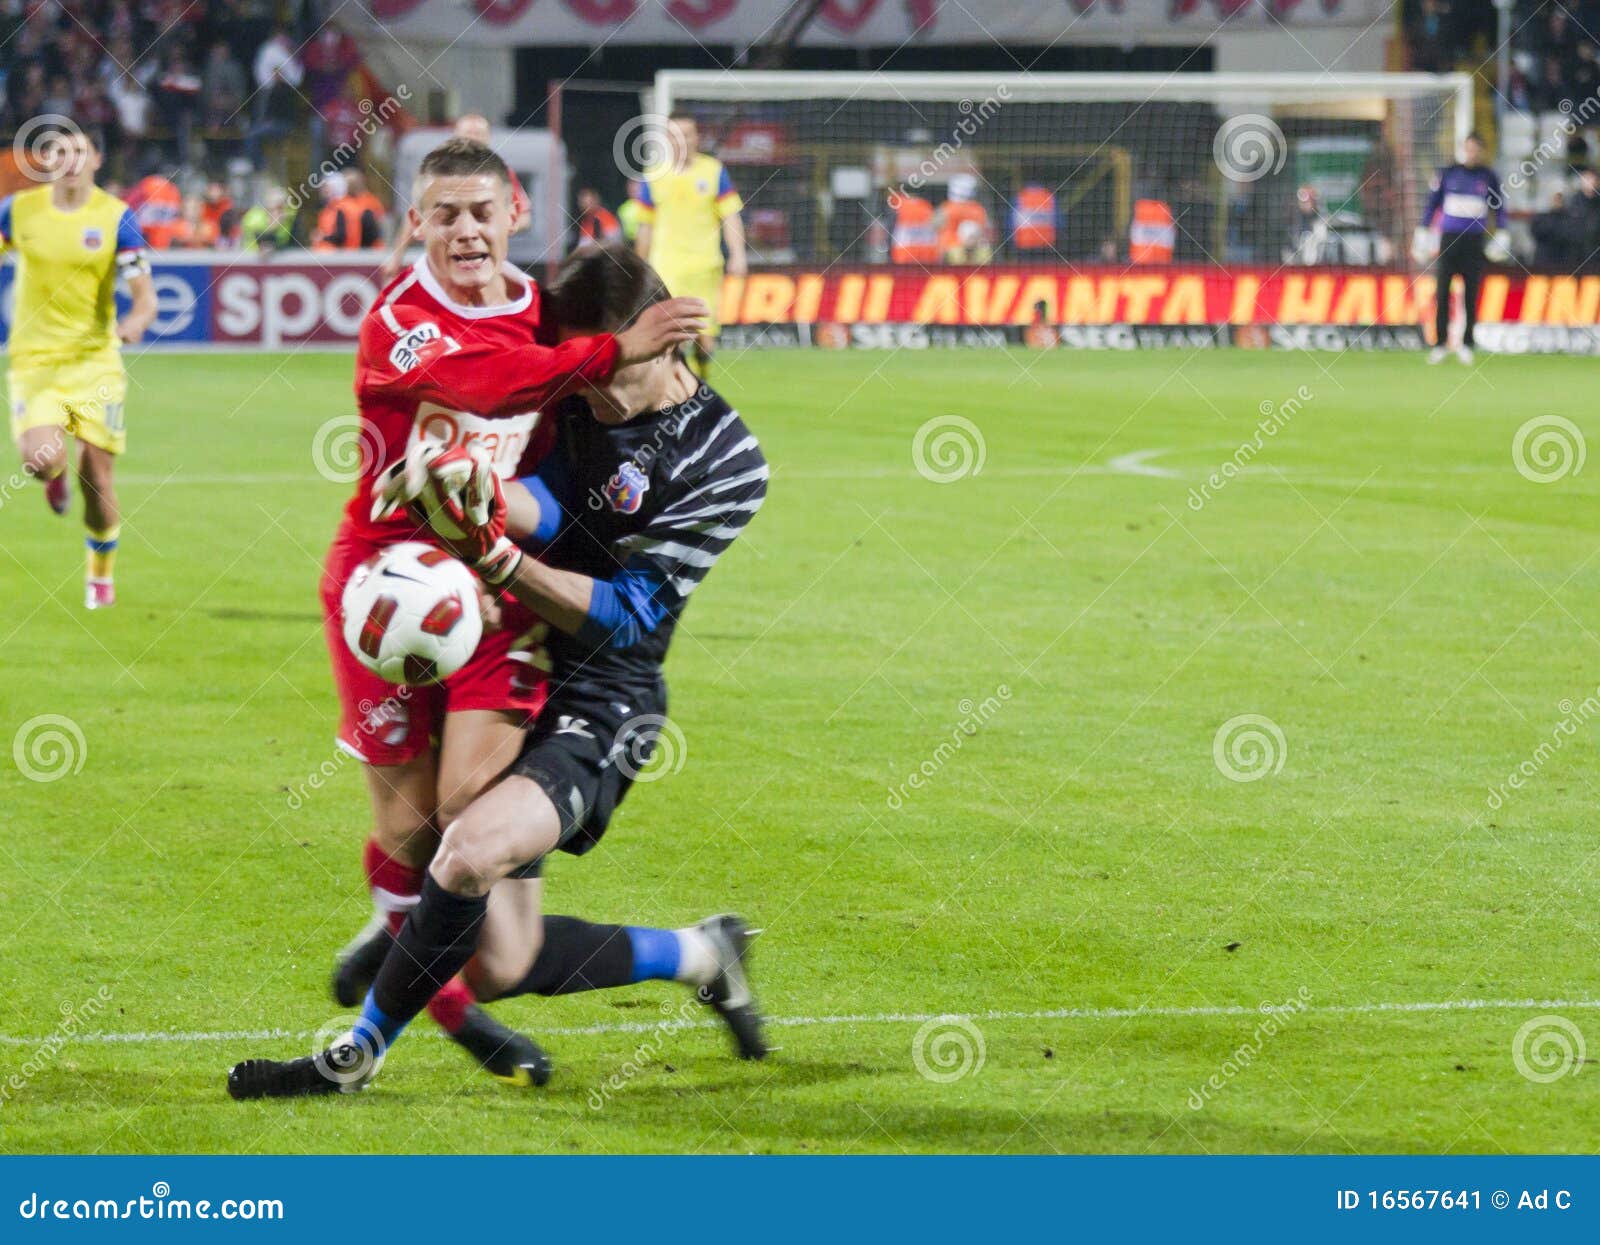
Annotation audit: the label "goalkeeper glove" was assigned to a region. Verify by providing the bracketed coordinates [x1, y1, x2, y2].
[1410, 226, 1437, 265]
[1485, 229, 1512, 263]
[406, 446, 526, 586]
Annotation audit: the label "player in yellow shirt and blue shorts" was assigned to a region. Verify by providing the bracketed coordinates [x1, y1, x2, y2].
[634, 114, 746, 381]
[3, 125, 156, 609]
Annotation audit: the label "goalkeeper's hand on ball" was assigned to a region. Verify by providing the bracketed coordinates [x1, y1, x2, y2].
[375, 442, 524, 585]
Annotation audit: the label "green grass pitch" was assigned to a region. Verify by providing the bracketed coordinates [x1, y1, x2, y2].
[2, 345, 1597, 1154]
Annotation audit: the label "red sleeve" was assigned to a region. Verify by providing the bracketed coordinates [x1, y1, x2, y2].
[358, 301, 618, 416]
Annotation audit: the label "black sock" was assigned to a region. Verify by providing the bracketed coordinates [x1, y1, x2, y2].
[499, 915, 634, 998]
[368, 873, 487, 1036]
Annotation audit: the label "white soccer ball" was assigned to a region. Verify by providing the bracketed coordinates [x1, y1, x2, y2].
[341, 541, 483, 686]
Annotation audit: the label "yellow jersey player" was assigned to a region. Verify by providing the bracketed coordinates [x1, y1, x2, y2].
[3, 125, 156, 609]
[635, 114, 746, 380]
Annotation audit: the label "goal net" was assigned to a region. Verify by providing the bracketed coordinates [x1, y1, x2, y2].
[651, 71, 1472, 272]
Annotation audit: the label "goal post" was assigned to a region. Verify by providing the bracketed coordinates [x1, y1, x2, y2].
[652, 70, 1474, 271]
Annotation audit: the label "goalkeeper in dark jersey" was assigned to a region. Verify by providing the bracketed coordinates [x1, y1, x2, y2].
[229, 247, 769, 1098]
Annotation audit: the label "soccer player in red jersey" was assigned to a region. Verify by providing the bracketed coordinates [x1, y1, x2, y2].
[321, 137, 706, 1084]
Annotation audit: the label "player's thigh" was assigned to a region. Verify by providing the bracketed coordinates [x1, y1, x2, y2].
[431, 775, 564, 896]
[10, 370, 70, 470]
[14, 421, 66, 476]
[362, 751, 439, 868]
[435, 708, 528, 827]
[468, 876, 545, 999]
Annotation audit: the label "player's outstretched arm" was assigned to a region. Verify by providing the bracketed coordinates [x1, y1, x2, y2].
[361, 304, 638, 415]
[613, 296, 709, 366]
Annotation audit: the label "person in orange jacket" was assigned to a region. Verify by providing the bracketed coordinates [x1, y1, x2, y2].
[937, 173, 991, 263]
[313, 171, 383, 250]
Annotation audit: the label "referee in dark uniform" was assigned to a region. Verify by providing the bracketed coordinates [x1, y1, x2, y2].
[1415, 132, 1508, 365]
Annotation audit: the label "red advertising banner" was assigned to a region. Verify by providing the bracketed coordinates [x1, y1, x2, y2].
[716, 266, 1600, 328]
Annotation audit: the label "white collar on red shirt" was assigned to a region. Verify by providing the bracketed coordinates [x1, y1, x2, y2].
[411, 255, 533, 319]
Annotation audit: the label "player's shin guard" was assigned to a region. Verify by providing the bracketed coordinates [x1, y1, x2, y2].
[85, 525, 119, 580]
[363, 837, 423, 936]
[499, 916, 635, 997]
[363, 873, 488, 1050]
[495, 917, 718, 999]
[358, 840, 480, 1035]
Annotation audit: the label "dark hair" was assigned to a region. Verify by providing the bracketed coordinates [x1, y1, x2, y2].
[544, 244, 670, 333]
[417, 137, 509, 187]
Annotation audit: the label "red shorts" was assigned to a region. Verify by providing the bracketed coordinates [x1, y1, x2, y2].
[320, 522, 550, 767]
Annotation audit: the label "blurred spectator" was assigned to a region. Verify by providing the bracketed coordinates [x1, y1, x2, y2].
[43, 73, 73, 117]
[1287, 184, 1324, 262]
[938, 173, 991, 263]
[618, 178, 645, 242]
[305, 27, 360, 107]
[154, 46, 203, 161]
[313, 171, 383, 250]
[1532, 191, 1573, 268]
[106, 64, 152, 155]
[241, 185, 295, 252]
[252, 26, 302, 122]
[202, 178, 238, 244]
[1408, 0, 1457, 73]
[319, 80, 367, 168]
[168, 193, 219, 247]
[125, 169, 183, 248]
[1531, 54, 1568, 112]
[246, 37, 302, 170]
[575, 187, 621, 249]
[201, 41, 246, 130]
[1565, 169, 1600, 271]
[344, 169, 387, 240]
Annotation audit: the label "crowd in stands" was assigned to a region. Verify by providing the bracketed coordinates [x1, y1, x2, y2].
[0, 1, 399, 253]
[1402, 0, 1600, 269]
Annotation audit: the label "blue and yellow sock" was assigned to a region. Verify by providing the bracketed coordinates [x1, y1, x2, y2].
[85, 524, 119, 581]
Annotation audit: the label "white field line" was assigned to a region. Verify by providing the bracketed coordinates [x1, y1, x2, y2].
[2, 996, 1597, 1048]
[111, 465, 1511, 488]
